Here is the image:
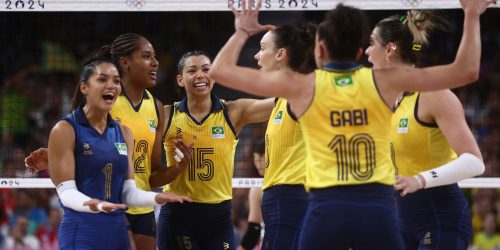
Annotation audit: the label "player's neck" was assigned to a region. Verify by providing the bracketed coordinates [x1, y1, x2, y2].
[186, 95, 212, 120]
[82, 106, 108, 134]
[121, 79, 145, 106]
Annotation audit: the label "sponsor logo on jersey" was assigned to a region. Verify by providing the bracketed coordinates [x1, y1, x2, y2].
[423, 232, 432, 245]
[83, 143, 93, 155]
[211, 126, 225, 139]
[398, 118, 409, 133]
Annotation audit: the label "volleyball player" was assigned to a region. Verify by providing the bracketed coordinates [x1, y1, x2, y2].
[253, 23, 316, 250]
[26, 33, 193, 250]
[365, 11, 484, 249]
[238, 138, 265, 250]
[50, 58, 190, 250]
[156, 50, 275, 250]
[208, 0, 492, 249]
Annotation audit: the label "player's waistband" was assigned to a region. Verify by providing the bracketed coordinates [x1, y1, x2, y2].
[263, 184, 308, 200]
[309, 183, 395, 203]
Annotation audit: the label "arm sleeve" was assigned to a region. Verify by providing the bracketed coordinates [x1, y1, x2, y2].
[421, 153, 485, 189]
[121, 179, 163, 207]
[56, 180, 97, 213]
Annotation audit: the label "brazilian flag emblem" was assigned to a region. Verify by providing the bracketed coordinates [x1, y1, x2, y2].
[398, 118, 409, 133]
[334, 76, 353, 87]
[273, 110, 284, 124]
[148, 119, 156, 128]
[115, 143, 128, 155]
[211, 126, 225, 138]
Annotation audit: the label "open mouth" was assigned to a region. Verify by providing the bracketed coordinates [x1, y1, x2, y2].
[102, 92, 115, 101]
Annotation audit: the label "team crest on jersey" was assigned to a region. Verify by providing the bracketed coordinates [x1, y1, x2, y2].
[211, 126, 225, 138]
[223, 242, 230, 250]
[114, 117, 121, 124]
[398, 118, 409, 133]
[333, 76, 353, 87]
[115, 143, 128, 155]
[148, 119, 157, 132]
[273, 110, 284, 124]
[82, 143, 93, 155]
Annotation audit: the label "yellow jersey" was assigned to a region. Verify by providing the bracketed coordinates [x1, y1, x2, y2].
[111, 90, 158, 214]
[299, 62, 394, 190]
[163, 94, 238, 203]
[262, 98, 306, 190]
[390, 92, 456, 176]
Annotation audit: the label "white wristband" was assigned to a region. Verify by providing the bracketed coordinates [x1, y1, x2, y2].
[421, 153, 484, 189]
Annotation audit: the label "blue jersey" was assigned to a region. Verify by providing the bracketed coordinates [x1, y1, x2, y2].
[63, 106, 129, 208]
[59, 106, 131, 250]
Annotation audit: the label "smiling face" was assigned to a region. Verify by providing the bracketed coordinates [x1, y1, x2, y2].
[122, 37, 159, 88]
[177, 55, 214, 97]
[254, 31, 280, 72]
[80, 62, 121, 112]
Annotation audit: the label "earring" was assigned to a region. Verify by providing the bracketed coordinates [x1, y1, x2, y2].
[124, 66, 129, 72]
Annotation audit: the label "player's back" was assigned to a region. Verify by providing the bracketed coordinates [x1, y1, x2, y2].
[300, 63, 394, 190]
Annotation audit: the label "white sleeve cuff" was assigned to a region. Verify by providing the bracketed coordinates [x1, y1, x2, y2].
[121, 179, 162, 207]
[56, 180, 97, 213]
[421, 153, 485, 189]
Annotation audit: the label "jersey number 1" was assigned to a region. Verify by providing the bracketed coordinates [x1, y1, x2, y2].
[102, 163, 113, 200]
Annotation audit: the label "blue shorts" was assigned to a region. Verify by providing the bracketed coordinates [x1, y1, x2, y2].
[157, 200, 235, 250]
[261, 184, 308, 250]
[397, 183, 472, 250]
[298, 184, 403, 250]
[59, 209, 130, 250]
[125, 211, 156, 237]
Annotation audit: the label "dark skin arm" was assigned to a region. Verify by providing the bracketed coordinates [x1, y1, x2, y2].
[149, 103, 193, 188]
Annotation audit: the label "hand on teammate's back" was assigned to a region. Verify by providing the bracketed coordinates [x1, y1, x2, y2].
[25, 147, 49, 173]
[394, 175, 424, 197]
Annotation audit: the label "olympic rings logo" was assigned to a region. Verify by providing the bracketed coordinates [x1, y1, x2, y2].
[125, 0, 145, 9]
[401, 0, 422, 7]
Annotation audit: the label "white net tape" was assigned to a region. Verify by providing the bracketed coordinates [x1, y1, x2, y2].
[0, 177, 498, 189]
[1, 0, 498, 12]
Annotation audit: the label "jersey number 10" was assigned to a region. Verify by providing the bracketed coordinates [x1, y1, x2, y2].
[329, 134, 376, 181]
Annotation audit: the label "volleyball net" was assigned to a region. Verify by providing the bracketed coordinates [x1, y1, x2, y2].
[0, 177, 499, 189]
